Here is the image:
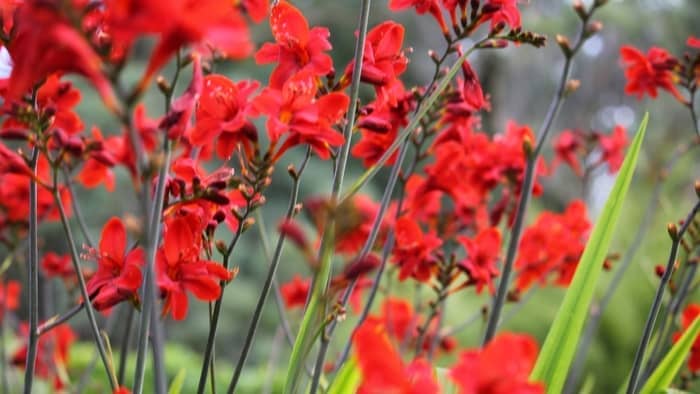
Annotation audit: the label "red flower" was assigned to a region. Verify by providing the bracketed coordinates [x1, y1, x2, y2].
[483, 0, 521, 29]
[41, 252, 75, 280]
[458, 227, 502, 294]
[6, 2, 116, 110]
[255, 0, 333, 89]
[392, 216, 443, 282]
[450, 332, 543, 394]
[190, 74, 259, 159]
[35, 74, 84, 135]
[553, 130, 584, 176]
[85, 217, 145, 311]
[106, 0, 253, 93]
[389, 0, 448, 34]
[345, 21, 408, 88]
[252, 73, 348, 160]
[0, 280, 20, 320]
[159, 54, 204, 139]
[596, 125, 628, 173]
[156, 212, 235, 320]
[280, 274, 310, 309]
[12, 323, 76, 390]
[673, 304, 700, 372]
[515, 200, 591, 291]
[620, 45, 686, 103]
[354, 318, 440, 394]
[77, 127, 117, 191]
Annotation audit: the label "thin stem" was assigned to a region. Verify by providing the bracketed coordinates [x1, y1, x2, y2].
[227, 149, 312, 394]
[36, 302, 85, 336]
[53, 171, 118, 391]
[76, 311, 120, 394]
[1, 280, 9, 394]
[150, 304, 167, 394]
[23, 148, 39, 394]
[627, 201, 700, 394]
[118, 305, 135, 385]
[565, 141, 698, 393]
[133, 139, 173, 394]
[63, 167, 95, 248]
[689, 90, 699, 138]
[483, 10, 594, 345]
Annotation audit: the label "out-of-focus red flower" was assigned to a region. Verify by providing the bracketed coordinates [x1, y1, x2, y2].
[0, 280, 20, 320]
[354, 318, 440, 394]
[255, 0, 333, 89]
[240, 0, 270, 23]
[156, 212, 235, 320]
[280, 274, 310, 309]
[515, 200, 591, 291]
[252, 72, 348, 160]
[392, 216, 443, 282]
[77, 127, 117, 191]
[85, 217, 144, 311]
[12, 323, 76, 390]
[389, 0, 448, 34]
[449, 332, 543, 394]
[190, 74, 259, 159]
[596, 125, 628, 173]
[458, 227, 501, 294]
[6, 2, 116, 110]
[41, 252, 74, 280]
[483, 0, 521, 29]
[113, 387, 132, 394]
[620, 45, 686, 103]
[35, 74, 84, 135]
[553, 130, 584, 176]
[689, 36, 700, 48]
[106, 0, 253, 93]
[673, 304, 700, 372]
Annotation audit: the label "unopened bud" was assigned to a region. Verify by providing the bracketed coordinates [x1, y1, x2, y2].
[428, 50, 440, 65]
[565, 79, 581, 96]
[216, 240, 227, 255]
[156, 76, 171, 95]
[655, 264, 665, 277]
[242, 217, 256, 231]
[573, 0, 587, 20]
[695, 180, 700, 199]
[287, 164, 298, 180]
[522, 135, 534, 157]
[585, 21, 603, 37]
[293, 203, 303, 215]
[668, 223, 679, 241]
[556, 34, 573, 57]
[478, 39, 508, 49]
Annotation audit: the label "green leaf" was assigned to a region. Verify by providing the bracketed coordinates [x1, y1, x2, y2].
[328, 358, 361, 394]
[435, 367, 458, 394]
[530, 113, 649, 393]
[640, 315, 700, 394]
[168, 368, 186, 394]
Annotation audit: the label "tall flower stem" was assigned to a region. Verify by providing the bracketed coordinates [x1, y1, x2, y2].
[53, 168, 118, 391]
[118, 305, 135, 385]
[482, 5, 600, 344]
[627, 200, 700, 394]
[284, 0, 371, 390]
[133, 139, 173, 394]
[22, 148, 39, 394]
[226, 148, 312, 394]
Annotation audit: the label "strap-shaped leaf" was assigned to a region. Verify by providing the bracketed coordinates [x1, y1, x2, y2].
[641, 315, 700, 394]
[530, 114, 649, 393]
[328, 358, 361, 394]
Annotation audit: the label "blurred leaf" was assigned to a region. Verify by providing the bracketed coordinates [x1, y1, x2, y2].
[641, 315, 700, 394]
[168, 368, 186, 394]
[328, 358, 360, 394]
[530, 113, 649, 393]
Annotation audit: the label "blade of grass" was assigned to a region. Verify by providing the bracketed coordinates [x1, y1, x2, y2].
[530, 113, 649, 393]
[640, 314, 700, 394]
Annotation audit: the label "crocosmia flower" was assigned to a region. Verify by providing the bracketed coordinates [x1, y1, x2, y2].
[620, 45, 686, 103]
[85, 217, 145, 311]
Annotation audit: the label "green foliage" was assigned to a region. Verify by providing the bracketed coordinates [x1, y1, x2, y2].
[530, 114, 649, 393]
[640, 315, 700, 394]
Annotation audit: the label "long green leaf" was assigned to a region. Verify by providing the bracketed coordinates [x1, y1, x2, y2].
[641, 315, 700, 394]
[167, 368, 186, 394]
[530, 113, 649, 393]
[328, 358, 361, 394]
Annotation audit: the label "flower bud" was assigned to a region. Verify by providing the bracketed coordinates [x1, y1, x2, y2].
[695, 179, 700, 199]
[654, 264, 665, 277]
[556, 34, 573, 57]
[287, 164, 298, 180]
[216, 240, 228, 255]
[573, 0, 587, 20]
[565, 79, 581, 96]
[156, 76, 171, 95]
[585, 21, 603, 38]
[668, 223, 679, 241]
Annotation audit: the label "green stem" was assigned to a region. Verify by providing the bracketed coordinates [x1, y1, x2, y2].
[54, 170, 118, 391]
[627, 201, 700, 394]
[227, 148, 312, 394]
[133, 140, 173, 394]
[22, 148, 39, 394]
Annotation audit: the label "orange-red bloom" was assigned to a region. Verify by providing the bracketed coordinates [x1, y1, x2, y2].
[458, 227, 502, 294]
[280, 274, 310, 309]
[12, 323, 76, 390]
[673, 304, 700, 372]
[449, 332, 543, 394]
[392, 216, 442, 282]
[255, 1, 333, 89]
[620, 45, 685, 103]
[85, 217, 144, 311]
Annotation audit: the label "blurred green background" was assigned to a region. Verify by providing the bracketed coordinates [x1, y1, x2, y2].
[2, 0, 700, 392]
